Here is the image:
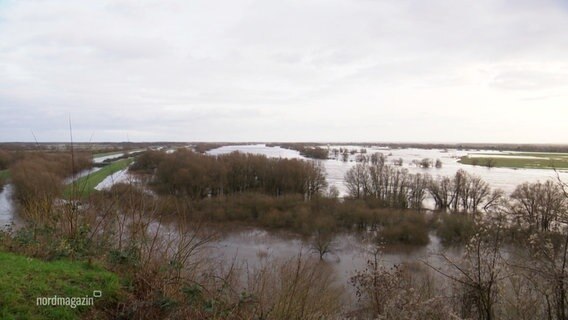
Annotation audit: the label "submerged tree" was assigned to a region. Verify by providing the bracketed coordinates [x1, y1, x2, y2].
[510, 181, 567, 232]
[435, 159, 443, 169]
[344, 163, 370, 199]
[428, 170, 499, 213]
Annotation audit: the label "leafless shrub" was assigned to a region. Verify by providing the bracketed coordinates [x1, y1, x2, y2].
[245, 253, 344, 319]
[351, 245, 454, 319]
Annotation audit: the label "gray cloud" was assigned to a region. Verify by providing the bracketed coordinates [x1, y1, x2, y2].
[1, 0, 567, 143]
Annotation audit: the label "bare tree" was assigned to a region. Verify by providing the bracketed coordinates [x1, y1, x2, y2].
[515, 177, 568, 320]
[426, 216, 508, 320]
[310, 230, 336, 260]
[511, 181, 567, 232]
[344, 163, 370, 199]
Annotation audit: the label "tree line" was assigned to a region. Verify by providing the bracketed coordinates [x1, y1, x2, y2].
[131, 149, 327, 200]
[344, 155, 567, 226]
[269, 143, 329, 159]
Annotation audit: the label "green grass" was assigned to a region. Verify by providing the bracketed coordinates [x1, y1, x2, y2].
[471, 152, 568, 158]
[66, 158, 133, 198]
[459, 154, 568, 170]
[0, 251, 120, 320]
[0, 169, 10, 180]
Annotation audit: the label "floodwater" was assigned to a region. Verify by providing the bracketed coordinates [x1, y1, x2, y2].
[93, 153, 126, 164]
[207, 144, 568, 196]
[207, 226, 459, 287]
[0, 184, 18, 229]
[92, 149, 146, 164]
[94, 169, 136, 190]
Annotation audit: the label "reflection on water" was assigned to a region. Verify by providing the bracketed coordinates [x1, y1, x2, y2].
[94, 169, 135, 190]
[0, 184, 18, 228]
[208, 226, 462, 288]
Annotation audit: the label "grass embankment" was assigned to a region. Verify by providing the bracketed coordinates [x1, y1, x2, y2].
[0, 251, 120, 320]
[66, 158, 133, 198]
[459, 152, 568, 169]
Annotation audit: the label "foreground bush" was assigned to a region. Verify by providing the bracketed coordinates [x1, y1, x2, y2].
[375, 210, 430, 246]
[10, 152, 92, 208]
[436, 213, 476, 246]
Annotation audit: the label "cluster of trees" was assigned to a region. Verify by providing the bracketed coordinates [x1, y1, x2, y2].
[344, 158, 506, 213]
[349, 177, 568, 320]
[0, 149, 13, 171]
[344, 161, 429, 209]
[348, 152, 443, 170]
[510, 180, 567, 232]
[192, 142, 226, 153]
[410, 158, 443, 169]
[274, 143, 329, 159]
[329, 147, 365, 162]
[153, 192, 431, 245]
[351, 217, 568, 320]
[428, 169, 503, 212]
[9, 152, 92, 207]
[131, 149, 327, 200]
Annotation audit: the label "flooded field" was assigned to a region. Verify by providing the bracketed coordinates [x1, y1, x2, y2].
[94, 169, 135, 191]
[207, 226, 459, 288]
[208, 144, 568, 196]
[1, 144, 565, 302]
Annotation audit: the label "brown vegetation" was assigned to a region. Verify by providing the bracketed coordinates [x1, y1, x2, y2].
[10, 152, 91, 208]
[510, 180, 567, 232]
[344, 160, 429, 209]
[132, 149, 327, 200]
[271, 143, 329, 159]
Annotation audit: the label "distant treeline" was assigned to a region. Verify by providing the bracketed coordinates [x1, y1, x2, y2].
[0, 142, 161, 152]
[130, 149, 327, 200]
[304, 142, 568, 153]
[4, 142, 568, 153]
[267, 143, 329, 159]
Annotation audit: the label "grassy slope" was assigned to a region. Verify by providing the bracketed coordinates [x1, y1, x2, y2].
[0, 251, 120, 320]
[66, 158, 133, 198]
[459, 155, 568, 169]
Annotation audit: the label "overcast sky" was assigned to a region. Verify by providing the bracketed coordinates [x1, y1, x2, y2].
[1, 0, 567, 143]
